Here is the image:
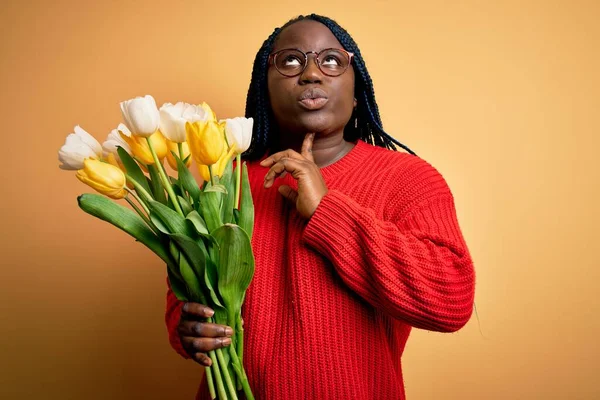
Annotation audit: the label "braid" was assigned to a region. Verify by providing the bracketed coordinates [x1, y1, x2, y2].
[244, 14, 415, 160]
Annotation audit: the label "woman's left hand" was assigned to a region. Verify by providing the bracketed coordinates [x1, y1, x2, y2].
[260, 133, 328, 219]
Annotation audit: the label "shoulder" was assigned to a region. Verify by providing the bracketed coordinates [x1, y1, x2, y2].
[357, 141, 454, 213]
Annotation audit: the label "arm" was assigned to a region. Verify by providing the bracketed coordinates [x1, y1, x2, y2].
[303, 177, 475, 333]
[165, 279, 190, 359]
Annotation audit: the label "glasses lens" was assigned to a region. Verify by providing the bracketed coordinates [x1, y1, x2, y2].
[275, 49, 306, 76]
[317, 49, 350, 76]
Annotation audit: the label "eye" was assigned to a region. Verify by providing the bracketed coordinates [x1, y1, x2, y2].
[321, 55, 342, 66]
[283, 56, 302, 67]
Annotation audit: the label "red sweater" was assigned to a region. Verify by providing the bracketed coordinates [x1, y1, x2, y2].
[165, 140, 475, 399]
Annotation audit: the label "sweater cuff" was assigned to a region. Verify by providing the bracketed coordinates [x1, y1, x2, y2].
[304, 190, 362, 256]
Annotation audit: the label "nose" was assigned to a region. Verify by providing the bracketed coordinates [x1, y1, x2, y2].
[299, 52, 323, 84]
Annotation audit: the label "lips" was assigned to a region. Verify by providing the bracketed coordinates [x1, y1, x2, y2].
[298, 88, 329, 110]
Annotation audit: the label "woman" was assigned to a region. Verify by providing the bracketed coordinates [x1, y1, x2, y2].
[166, 14, 475, 399]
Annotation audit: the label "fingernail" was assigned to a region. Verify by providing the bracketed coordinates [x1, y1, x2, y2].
[206, 308, 214, 317]
[225, 327, 234, 336]
[222, 338, 232, 346]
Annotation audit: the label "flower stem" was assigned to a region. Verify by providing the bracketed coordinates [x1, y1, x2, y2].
[178, 142, 184, 160]
[125, 174, 153, 205]
[229, 345, 254, 400]
[208, 164, 215, 187]
[124, 193, 161, 236]
[208, 350, 227, 399]
[145, 137, 184, 216]
[235, 154, 241, 210]
[205, 363, 217, 399]
[216, 348, 239, 399]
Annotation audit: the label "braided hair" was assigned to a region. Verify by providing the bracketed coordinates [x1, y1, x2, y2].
[244, 13, 415, 160]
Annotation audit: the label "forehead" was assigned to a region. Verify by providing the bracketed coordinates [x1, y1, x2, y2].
[273, 20, 343, 52]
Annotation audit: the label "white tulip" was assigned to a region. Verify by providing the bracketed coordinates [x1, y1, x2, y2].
[102, 123, 132, 159]
[58, 125, 103, 170]
[224, 117, 253, 154]
[159, 102, 211, 143]
[120, 95, 160, 137]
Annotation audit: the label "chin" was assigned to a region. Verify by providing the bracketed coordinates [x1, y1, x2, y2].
[296, 113, 337, 134]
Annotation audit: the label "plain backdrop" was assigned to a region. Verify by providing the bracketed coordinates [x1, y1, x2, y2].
[1, 0, 598, 399]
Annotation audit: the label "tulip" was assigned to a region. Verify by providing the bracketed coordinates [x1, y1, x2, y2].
[120, 95, 160, 137]
[76, 158, 127, 199]
[160, 102, 214, 143]
[224, 117, 253, 154]
[58, 126, 103, 170]
[119, 130, 167, 165]
[102, 123, 132, 162]
[166, 139, 192, 170]
[200, 102, 217, 122]
[197, 144, 236, 182]
[186, 120, 225, 166]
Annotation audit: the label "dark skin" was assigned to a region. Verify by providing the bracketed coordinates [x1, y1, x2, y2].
[178, 20, 357, 366]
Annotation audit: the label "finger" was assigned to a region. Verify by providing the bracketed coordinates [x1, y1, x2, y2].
[178, 320, 234, 338]
[193, 352, 213, 367]
[301, 133, 315, 162]
[182, 302, 214, 319]
[278, 185, 298, 203]
[264, 158, 304, 188]
[260, 149, 304, 167]
[181, 336, 232, 353]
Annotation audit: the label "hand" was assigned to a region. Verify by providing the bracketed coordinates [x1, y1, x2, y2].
[260, 133, 328, 219]
[177, 302, 233, 366]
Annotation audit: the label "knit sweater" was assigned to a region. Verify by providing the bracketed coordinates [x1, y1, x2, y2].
[165, 139, 475, 399]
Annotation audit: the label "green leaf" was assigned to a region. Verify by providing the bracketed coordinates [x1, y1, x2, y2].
[175, 152, 201, 203]
[167, 267, 188, 301]
[238, 163, 254, 240]
[77, 193, 170, 264]
[232, 208, 240, 225]
[148, 200, 192, 236]
[178, 195, 193, 215]
[171, 233, 224, 308]
[186, 210, 209, 235]
[205, 184, 227, 194]
[199, 191, 223, 234]
[212, 224, 255, 326]
[117, 146, 152, 198]
[205, 256, 224, 308]
[147, 164, 167, 204]
[169, 240, 204, 302]
[220, 159, 235, 225]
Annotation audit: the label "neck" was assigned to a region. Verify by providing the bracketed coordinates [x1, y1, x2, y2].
[274, 130, 355, 168]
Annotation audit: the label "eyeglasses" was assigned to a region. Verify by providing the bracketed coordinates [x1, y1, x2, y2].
[269, 48, 354, 77]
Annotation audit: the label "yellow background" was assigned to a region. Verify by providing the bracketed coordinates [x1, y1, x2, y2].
[1, 0, 599, 398]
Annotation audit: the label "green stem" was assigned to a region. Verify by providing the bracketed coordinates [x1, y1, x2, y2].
[145, 137, 184, 216]
[205, 364, 217, 400]
[124, 174, 153, 205]
[208, 350, 227, 400]
[125, 189, 149, 215]
[235, 154, 241, 210]
[208, 164, 215, 187]
[178, 142, 184, 160]
[216, 348, 239, 399]
[229, 345, 254, 400]
[124, 193, 160, 236]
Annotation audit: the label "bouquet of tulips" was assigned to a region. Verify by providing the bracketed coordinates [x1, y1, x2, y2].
[58, 95, 255, 400]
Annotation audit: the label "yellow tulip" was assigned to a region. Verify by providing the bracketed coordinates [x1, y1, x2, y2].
[104, 153, 134, 189]
[196, 143, 236, 182]
[166, 140, 192, 170]
[186, 120, 225, 166]
[119, 130, 167, 165]
[76, 158, 127, 199]
[200, 102, 217, 122]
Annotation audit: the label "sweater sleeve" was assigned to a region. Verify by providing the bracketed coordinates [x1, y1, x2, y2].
[303, 164, 475, 333]
[165, 278, 191, 359]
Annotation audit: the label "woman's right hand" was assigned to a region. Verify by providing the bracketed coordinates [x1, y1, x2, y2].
[178, 302, 233, 366]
